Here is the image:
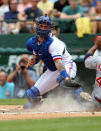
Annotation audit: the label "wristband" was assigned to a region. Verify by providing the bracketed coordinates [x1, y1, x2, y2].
[60, 70, 69, 79]
[84, 53, 92, 61]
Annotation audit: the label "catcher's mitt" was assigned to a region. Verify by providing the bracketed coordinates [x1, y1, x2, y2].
[59, 78, 81, 89]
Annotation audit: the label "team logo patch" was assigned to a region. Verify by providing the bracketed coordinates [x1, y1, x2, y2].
[96, 77, 101, 87]
[98, 64, 101, 71]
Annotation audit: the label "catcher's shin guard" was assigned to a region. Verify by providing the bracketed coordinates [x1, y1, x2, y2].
[28, 96, 43, 104]
[24, 96, 43, 109]
[25, 86, 43, 108]
[28, 96, 43, 107]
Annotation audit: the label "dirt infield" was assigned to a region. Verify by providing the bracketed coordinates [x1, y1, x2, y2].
[0, 105, 101, 121]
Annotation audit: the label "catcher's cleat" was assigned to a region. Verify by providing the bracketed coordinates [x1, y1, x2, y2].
[59, 78, 81, 89]
[23, 102, 33, 109]
[24, 96, 44, 109]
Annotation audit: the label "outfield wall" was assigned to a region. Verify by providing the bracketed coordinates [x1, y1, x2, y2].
[0, 33, 100, 55]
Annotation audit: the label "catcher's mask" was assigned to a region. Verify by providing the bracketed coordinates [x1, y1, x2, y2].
[34, 15, 52, 38]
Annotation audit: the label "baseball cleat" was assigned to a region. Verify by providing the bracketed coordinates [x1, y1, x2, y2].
[80, 92, 92, 102]
[24, 97, 44, 109]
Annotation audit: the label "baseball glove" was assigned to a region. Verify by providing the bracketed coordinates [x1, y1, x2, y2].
[59, 78, 81, 89]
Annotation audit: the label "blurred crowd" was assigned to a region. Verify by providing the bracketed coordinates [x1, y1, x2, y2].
[0, 0, 101, 35]
[0, 54, 40, 99]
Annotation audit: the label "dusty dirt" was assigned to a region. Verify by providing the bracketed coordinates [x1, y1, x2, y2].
[0, 105, 101, 121]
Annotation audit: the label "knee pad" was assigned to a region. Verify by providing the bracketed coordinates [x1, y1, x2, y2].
[25, 86, 40, 99]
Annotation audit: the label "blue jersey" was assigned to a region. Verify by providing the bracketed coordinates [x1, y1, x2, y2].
[26, 35, 57, 71]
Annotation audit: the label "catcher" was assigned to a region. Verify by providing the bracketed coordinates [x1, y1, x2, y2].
[84, 35, 101, 108]
[25, 15, 91, 108]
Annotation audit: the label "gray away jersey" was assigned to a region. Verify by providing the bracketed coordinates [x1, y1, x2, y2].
[85, 55, 101, 99]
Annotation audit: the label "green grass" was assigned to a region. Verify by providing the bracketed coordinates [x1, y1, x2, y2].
[0, 117, 101, 131]
[0, 99, 27, 105]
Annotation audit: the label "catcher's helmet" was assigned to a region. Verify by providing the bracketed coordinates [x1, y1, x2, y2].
[35, 15, 52, 38]
[94, 35, 101, 43]
[94, 35, 101, 55]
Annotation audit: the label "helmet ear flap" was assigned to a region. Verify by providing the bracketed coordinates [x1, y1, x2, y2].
[94, 36, 99, 43]
[94, 36, 101, 43]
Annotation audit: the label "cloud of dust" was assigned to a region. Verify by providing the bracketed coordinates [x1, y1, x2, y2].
[32, 89, 94, 112]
